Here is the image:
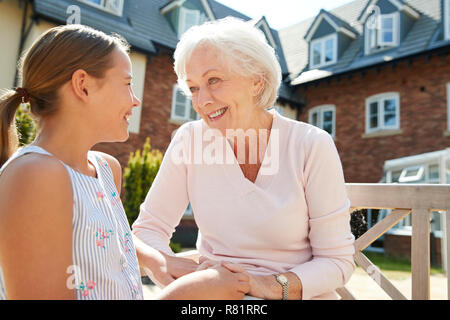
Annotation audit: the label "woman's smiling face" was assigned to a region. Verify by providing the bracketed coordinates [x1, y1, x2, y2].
[185, 44, 261, 134]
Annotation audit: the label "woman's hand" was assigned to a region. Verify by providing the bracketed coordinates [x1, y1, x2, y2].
[222, 262, 267, 299]
[158, 262, 250, 300]
[223, 263, 303, 300]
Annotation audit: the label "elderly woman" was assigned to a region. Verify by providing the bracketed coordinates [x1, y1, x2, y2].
[132, 17, 355, 300]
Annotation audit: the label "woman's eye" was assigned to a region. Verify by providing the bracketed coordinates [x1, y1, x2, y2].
[189, 87, 198, 94]
[208, 77, 220, 85]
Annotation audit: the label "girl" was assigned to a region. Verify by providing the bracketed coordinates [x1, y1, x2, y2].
[0, 24, 249, 300]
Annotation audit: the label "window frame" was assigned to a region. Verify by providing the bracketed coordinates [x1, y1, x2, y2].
[308, 104, 336, 138]
[378, 13, 398, 46]
[77, 0, 124, 17]
[170, 84, 199, 123]
[365, 92, 400, 134]
[364, 12, 399, 55]
[178, 7, 200, 37]
[309, 34, 338, 69]
[447, 83, 450, 131]
[445, 0, 450, 41]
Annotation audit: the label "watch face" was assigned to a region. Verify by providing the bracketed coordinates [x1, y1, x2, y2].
[278, 275, 288, 285]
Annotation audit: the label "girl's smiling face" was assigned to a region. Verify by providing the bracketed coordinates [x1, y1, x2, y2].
[185, 44, 262, 134]
[89, 48, 141, 142]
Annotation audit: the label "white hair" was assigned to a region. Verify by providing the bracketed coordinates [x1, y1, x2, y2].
[173, 17, 282, 108]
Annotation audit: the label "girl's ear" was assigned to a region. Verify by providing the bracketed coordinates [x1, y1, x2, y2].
[71, 69, 90, 103]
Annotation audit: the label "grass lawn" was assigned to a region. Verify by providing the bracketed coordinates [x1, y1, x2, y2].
[360, 251, 445, 280]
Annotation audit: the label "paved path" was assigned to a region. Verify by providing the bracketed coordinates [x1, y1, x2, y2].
[141, 267, 448, 300]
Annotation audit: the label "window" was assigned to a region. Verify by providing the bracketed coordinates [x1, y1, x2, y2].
[365, 13, 399, 54]
[78, 0, 124, 16]
[309, 34, 337, 69]
[178, 8, 208, 37]
[428, 164, 440, 184]
[445, 0, 450, 40]
[398, 165, 425, 183]
[308, 105, 336, 138]
[171, 84, 199, 122]
[365, 92, 400, 133]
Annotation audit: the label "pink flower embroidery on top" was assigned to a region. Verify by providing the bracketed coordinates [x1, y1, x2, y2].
[95, 156, 109, 168]
[95, 228, 113, 249]
[111, 191, 121, 206]
[96, 191, 104, 201]
[121, 232, 132, 253]
[76, 281, 96, 297]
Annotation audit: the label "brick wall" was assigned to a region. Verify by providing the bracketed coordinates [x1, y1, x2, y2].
[296, 55, 450, 183]
[384, 233, 442, 267]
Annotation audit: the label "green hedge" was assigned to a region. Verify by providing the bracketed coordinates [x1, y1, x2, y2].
[123, 137, 162, 227]
[15, 103, 36, 146]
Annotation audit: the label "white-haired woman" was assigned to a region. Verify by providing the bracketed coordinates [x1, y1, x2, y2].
[132, 17, 355, 300]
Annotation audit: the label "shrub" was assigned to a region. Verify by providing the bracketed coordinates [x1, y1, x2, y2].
[123, 137, 162, 227]
[15, 103, 36, 146]
[123, 138, 182, 253]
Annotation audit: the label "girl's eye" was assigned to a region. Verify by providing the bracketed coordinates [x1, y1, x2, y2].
[189, 87, 198, 94]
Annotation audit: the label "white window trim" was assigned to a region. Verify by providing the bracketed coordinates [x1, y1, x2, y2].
[378, 13, 399, 46]
[365, 92, 400, 134]
[398, 165, 425, 183]
[308, 104, 336, 138]
[170, 84, 199, 123]
[445, 0, 450, 40]
[364, 12, 400, 55]
[447, 83, 450, 131]
[77, 0, 124, 17]
[178, 7, 200, 37]
[309, 34, 338, 69]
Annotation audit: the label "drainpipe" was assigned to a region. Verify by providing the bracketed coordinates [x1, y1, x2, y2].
[13, 0, 34, 88]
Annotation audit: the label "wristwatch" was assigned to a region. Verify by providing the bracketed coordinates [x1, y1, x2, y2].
[275, 274, 289, 300]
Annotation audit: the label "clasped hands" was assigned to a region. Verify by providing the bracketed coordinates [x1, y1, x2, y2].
[147, 251, 269, 300]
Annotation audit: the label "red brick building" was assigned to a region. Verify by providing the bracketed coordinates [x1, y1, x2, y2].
[279, 0, 450, 184]
[295, 55, 450, 183]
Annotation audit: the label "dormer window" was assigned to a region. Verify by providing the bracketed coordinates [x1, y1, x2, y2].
[178, 7, 200, 36]
[310, 34, 337, 69]
[304, 10, 356, 70]
[78, 0, 124, 17]
[365, 12, 399, 54]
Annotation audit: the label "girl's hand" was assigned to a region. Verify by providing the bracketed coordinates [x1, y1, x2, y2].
[196, 256, 221, 271]
[142, 250, 199, 287]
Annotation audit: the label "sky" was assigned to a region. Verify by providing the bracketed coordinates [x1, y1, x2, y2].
[215, 0, 356, 30]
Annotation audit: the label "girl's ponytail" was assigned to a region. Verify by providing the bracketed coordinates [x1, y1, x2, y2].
[0, 89, 23, 166]
[0, 24, 130, 167]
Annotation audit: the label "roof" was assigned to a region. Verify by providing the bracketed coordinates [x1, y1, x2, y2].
[279, 0, 449, 86]
[33, 0, 296, 103]
[304, 9, 358, 42]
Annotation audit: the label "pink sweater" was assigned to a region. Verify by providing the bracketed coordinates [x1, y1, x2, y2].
[132, 109, 355, 300]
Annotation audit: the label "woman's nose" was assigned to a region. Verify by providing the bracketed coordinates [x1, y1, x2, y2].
[196, 87, 213, 109]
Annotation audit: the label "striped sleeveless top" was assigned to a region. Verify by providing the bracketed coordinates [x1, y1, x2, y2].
[0, 145, 143, 300]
